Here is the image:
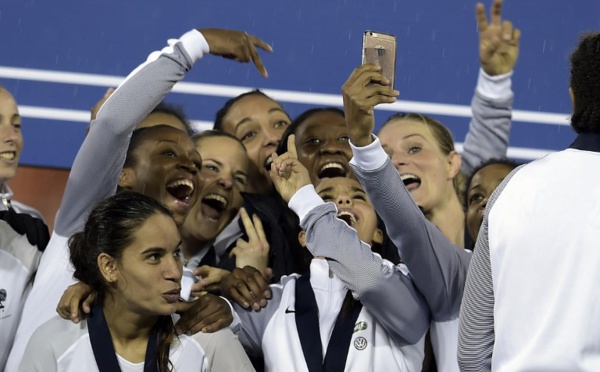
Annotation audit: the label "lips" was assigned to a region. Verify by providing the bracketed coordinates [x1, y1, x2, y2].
[200, 193, 229, 221]
[318, 162, 348, 179]
[337, 209, 358, 227]
[400, 173, 421, 191]
[0, 151, 16, 161]
[166, 178, 195, 204]
[162, 288, 181, 303]
[264, 154, 274, 172]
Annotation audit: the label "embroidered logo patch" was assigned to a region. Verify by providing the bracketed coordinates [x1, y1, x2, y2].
[354, 336, 367, 350]
[0, 289, 6, 311]
[353, 321, 367, 333]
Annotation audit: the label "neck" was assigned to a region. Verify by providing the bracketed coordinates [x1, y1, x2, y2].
[425, 194, 465, 248]
[102, 294, 158, 362]
[180, 231, 212, 261]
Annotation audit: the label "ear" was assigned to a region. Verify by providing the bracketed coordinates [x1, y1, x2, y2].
[118, 168, 136, 190]
[297, 231, 307, 248]
[98, 253, 118, 283]
[446, 151, 462, 179]
[372, 228, 384, 245]
[569, 87, 575, 111]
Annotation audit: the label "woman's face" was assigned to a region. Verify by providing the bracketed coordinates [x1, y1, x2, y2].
[119, 127, 203, 226]
[315, 177, 381, 246]
[466, 163, 514, 244]
[0, 88, 23, 184]
[378, 119, 460, 212]
[294, 111, 353, 184]
[112, 213, 183, 316]
[183, 136, 250, 243]
[220, 94, 290, 184]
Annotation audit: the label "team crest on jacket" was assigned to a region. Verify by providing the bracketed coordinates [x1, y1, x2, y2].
[0, 288, 6, 310]
[353, 321, 367, 333]
[354, 336, 367, 350]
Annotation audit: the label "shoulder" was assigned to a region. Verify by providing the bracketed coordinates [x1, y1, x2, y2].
[23, 316, 89, 364]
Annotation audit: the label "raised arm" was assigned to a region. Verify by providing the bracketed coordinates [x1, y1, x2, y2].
[269, 136, 430, 346]
[462, 0, 520, 175]
[57, 29, 271, 237]
[342, 65, 470, 323]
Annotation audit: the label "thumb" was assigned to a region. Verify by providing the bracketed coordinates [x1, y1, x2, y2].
[194, 265, 211, 278]
[263, 267, 274, 281]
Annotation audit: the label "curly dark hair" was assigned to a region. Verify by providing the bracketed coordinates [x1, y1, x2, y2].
[570, 32, 600, 133]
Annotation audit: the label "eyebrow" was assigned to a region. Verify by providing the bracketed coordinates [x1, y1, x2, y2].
[141, 240, 182, 255]
[402, 133, 427, 141]
[234, 108, 288, 132]
[204, 158, 249, 177]
[317, 186, 366, 195]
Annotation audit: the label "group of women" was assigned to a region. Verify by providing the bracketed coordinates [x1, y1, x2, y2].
[3, 0, 526, 371]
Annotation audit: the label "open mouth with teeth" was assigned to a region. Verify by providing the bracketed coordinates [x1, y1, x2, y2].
[201, 193, 228, 221]
[401, 174, 421, 190]
[166, 178, 195, 204]
[0, 151, 16, 161]
[337, 210, 357, 227]
[264, 155, 274, 172]
[318, 162, 347, 179]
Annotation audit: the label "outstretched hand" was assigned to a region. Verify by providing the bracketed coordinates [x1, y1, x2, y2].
[230, 207, 270, 273]
[269, 135, 312, 203]
[342, 64, 399, 147]
[200, 29, 272, 77]
[477, 0, 521, 76]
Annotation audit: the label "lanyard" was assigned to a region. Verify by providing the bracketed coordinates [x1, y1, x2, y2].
[88, 302, 160, 372]
[295, 273, 362, 372]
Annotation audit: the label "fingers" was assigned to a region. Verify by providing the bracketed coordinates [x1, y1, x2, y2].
[252, 214, 268, 250]
[239, 208, 259, 243]
[221, 267, 270, 311]
[475, 3, 488, 32]
[175, 295, 233, 334]
[490, 0, 503, 26]
[287, 134, 298, 159]
[246, 34, 269, 78]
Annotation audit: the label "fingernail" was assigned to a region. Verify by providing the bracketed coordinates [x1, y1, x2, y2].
[260, 299, 267, 307]
[252, 303, 260, 311]
[243, 301, 250, 308]
[264, 290, 271, 298]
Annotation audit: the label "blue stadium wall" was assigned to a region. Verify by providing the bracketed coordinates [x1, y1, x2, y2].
[0, 0, 597, 169]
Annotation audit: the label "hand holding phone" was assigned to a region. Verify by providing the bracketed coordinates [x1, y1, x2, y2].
[362, 31, 397, 89]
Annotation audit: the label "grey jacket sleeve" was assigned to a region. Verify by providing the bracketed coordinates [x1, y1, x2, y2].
[461, 85, 513, 176]
[232, 276, 294, 356]
[302, 203, 430, 347]
[351, 158, 471, 322]
[458, 167, 521, 371]
[55, 31, 200, 236]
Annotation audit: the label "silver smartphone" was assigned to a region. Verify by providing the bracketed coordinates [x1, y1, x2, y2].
[362, 30, 397, 89]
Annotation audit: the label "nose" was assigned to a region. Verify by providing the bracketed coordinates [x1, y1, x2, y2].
[178, 156, 198, 175]
[391, 152, 408, 171]
[217, 175, 233, 190]
[318, 139, 344, 155]
[164, 254, 183, 282]
[336, 194, 352, 207]
[262, 129, 280, 148]
[0, 123, 19, 143]
[479, 196, 488, 211]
